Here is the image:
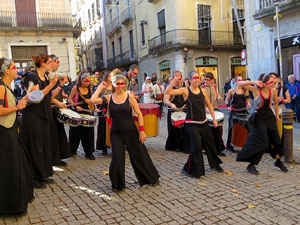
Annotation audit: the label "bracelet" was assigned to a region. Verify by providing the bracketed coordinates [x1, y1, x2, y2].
[139, 126, 145, 131]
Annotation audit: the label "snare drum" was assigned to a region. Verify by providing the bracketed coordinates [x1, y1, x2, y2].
[80, 114, 97, 127]
[171, 111, 186, 128]
[28, 90, 44, 103]
[57, 108, 82, 127]
[206, 111, 224, 127]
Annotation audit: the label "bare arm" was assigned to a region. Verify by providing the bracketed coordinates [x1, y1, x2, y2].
[202, 88, 217, 128]
[0, 86, 27, 116]
[165, 79, 188, 99]
[225, 89, 233, 105]
[284, 89, 291, 104]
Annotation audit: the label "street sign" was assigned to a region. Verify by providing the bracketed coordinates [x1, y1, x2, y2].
[241, 49, 247, 61]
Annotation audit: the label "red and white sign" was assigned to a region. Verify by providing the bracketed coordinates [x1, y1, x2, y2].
[241, 49, 247, 60]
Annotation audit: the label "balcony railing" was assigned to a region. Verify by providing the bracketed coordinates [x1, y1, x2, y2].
[0, 11, 80, 29]
[107, 50, 136, 68]
[121, 8, 133, 25]
[106, 16, 122, 36]
[259, 0, 287, 10]
[149, 29, 244, 55]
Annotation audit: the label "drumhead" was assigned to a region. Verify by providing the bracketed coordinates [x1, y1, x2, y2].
[80, 114, 96, 119]
[60, 108, 81, 119]
[28, 90, 44, 103]
[171, 111, 186, 121]
[206, 111, 224, 121]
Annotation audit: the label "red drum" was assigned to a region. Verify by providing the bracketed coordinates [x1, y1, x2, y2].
[231, 114, 251, 148]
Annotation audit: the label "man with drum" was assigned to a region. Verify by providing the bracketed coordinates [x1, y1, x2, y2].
[164, 71, 187, 153]
[165, 71, 223, 178]
[203, 72, 226, 156]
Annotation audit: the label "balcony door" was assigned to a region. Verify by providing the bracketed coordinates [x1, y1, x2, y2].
[197, 4, 211, 44]
[15, 0, 37, 27]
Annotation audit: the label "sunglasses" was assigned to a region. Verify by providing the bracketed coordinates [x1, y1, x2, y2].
[83, 79, 90, 83]
[115, 82, 126, 86]
[192, 76, 200, 80]
[132, 71, 138, 76]
[266, 81, 274, 85]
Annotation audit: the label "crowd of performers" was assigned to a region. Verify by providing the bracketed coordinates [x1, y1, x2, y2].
[0, 54, 290, 217]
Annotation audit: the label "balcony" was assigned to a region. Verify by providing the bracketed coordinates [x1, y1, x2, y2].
[121, 8, 133, 25]
[148, 29, 245, 55]
[254, 0, 300, 19]
[106, 17, 122, 36]
[0, 11, 81, 35]
[107, 50, 137, 69]
[94, 29, 102, 44]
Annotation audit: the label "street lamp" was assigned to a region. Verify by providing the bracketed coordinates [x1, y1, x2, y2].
[274, 0, 283, 79]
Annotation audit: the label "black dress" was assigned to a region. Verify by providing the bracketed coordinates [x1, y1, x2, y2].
[22, 71, 54, 180]
[165, 84, 187, 152]
[236, 91, 283, 165]
[0, 81, 34, 215]
[69, 87, 94, 156]
[182, 88, 222, 178]
[109, 94, 160, 190]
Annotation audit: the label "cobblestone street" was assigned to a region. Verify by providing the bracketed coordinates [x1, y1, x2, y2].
[2, 109, 300, 225]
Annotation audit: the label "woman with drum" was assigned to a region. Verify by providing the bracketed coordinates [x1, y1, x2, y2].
[225, 76, 250, 151]
[165, 71, 224, 178]
[68, 71, 95, 160]
[48, 54, 72, 166]
[0, 58, 34, 217]
[88, 73, 159, 192]
[94, 71, 112, 155]
[164, 71, 187, 153]
[22, 54, 58, 188]
[236, 73, 288, 175]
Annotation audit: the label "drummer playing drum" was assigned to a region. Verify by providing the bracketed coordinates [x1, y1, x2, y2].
[165, 71, 224, 178]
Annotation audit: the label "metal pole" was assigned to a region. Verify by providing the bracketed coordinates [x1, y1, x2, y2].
[275, 2, 283, 79]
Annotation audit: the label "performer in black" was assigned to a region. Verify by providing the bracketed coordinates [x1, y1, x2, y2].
[164, 71, 187, 152]
[49, 54, 71, 166]
[165, 71, 223, 178]
[236, 74, 288, 175]
[89, 73, 159, 192]
[22, 54, 58, 188]
[225, 76, 250, 151]
[68, 71, 95, 160]
[0, 58, 34, 217]
[94, 71, 112, 155]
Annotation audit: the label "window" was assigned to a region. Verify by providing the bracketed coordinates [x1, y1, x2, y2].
[157, 9, 166, 45]
[197, 4, 211, 44]
[88, 9, 91, 24]
[92, 3, 95, 20]
[96, 0, 100, 17]
[109, 9, 113, 30]
[232, 9, 245, 44]
[112, 41, 115, 59]
[141, 23, 145, 46]
[117, 2, 120, 24]
[119, 37, 123, 55]
[129, 30, 134, 58]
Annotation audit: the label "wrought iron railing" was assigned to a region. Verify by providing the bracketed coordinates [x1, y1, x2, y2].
[107, 50, 136, 68]
[121, 8, 133, 24]
[259, 0, 287, 9]
[149, 29, 244, 54]
[0, 11, 79, 28]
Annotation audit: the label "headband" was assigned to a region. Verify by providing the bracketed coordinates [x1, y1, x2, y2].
[0, 58, 12, 76]
[81, 72, 90, 79]
[112, 74, 126, 87]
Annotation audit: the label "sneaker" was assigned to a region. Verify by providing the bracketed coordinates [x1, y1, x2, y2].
[181, 169, 201, 179]
[274, 161, 288, 172]
[226, 145, 234, 151]
[86, 154, 95, 160]
[247, 164, 259, 175]
[211, 165, 224, 173]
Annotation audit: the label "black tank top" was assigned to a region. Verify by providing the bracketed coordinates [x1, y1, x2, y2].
[76, 87, 92, 112]
[231, 92, 246, 110]
[256, 96, 274, 121]
[109, 94, 136, 132]
[186, 87, 206, 122]
[171, 84, 186, 108]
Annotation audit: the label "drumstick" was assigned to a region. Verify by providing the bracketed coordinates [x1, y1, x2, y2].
[51, 101, 84, 108]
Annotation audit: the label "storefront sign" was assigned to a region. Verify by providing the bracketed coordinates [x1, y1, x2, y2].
[195, 57, 218, 66]
[231, 58, 242, 65]
[275, 33, 300, 48]
[160, 60, 170, 70]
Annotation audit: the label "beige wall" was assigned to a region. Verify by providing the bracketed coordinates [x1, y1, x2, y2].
[38, 0, 69, 13]
[0, 0, 14, 11]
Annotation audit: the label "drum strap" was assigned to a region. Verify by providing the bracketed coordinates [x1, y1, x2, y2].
[77, 87, 94, 111]
[185, 119, 208, 124]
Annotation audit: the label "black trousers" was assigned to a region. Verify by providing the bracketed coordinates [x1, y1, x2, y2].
[236, 119, 283, 165]
[96, 116, 108, 151]
[69, 126, 94, 156]
[183, 123, 223, 177]
[109, 128, 160, 190]
[209, 125, 225, 154]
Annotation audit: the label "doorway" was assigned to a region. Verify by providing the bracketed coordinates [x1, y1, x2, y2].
[293, 54, 300, 80]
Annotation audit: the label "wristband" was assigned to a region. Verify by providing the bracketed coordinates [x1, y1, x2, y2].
[139, 126, 145, 131]
[281, 99, 284, 103]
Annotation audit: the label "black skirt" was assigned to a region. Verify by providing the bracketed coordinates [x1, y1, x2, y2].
[0, 123, 34, 215]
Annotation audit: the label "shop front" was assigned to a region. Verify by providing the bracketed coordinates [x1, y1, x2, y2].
[195, 57, 218, 82]
[231, 57, 246, 79]
[160, 60, 171, 83]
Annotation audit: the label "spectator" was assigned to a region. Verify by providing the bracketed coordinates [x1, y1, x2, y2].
[285, 74, 300, 122]
[223, 77, 231, 99]
[142, 76, 154, 103]
[151, 72, 157, 85]
[14, 71, 23, 100]
[124, 64, 139, 90]
[165, 77, 172, 89]
[153, 78, 165, 114]
[130, 78, 139, 93]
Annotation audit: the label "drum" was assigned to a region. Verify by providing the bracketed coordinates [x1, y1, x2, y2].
[80, 114, 97, 127]
[206, 111, 224, 127]
[171, 111, 186, 128]
[106, 121, 111, 147]
[138, 103, 160, 137]
[57, 108, 82, 127]
[28, 90, 44, 103]
[231, 114, 251, 148]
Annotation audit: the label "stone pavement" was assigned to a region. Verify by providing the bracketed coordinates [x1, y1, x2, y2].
[2, 108, 300, 225]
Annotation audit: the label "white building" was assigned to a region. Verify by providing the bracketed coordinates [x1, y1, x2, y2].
[245, 0, 300, 81]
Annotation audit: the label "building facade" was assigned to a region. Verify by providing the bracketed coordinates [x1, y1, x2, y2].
[245, 0, 300, 81]
[135, 0, 245, 94]
[104, 0, 138, 71]
[73, 0, 106, 73]
[0, 0, 81, 79]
